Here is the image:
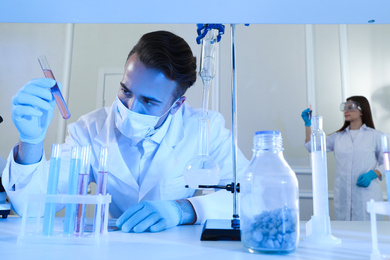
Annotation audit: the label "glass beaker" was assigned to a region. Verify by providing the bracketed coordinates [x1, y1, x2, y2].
[240, 131, 299, 254]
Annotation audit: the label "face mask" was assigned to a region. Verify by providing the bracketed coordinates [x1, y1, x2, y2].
[113, 96, 176, 144]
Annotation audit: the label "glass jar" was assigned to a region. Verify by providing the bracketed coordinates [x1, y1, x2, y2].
[240, 131, 299, 254]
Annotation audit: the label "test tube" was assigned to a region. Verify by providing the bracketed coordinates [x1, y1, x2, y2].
[75, 145, 91, 236]
[42, 143, 62, 236]
[38, 55, 71, 120]
[94, 146, 108, 233]
[381, 134, 390, 204]
[63, 146, 81, 234]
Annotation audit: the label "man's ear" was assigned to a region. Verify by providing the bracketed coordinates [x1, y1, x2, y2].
[170, 96, 186, 114]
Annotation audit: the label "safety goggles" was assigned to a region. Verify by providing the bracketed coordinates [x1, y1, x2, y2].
[340, 101, 361, 112]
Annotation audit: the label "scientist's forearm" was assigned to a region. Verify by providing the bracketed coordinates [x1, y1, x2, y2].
[175, 199, 197, 225]
[15, 141, 44, 165]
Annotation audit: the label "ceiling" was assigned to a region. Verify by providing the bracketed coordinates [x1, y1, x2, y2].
[1, 0, 389, 24]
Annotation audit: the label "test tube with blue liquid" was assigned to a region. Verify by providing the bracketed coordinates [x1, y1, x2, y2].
[75, 145, 91, 236]
[63, 146, 81, 234]
[38, 55, 71, 120]
[42, 143, 62, 236]
[94, 146, 108, 233]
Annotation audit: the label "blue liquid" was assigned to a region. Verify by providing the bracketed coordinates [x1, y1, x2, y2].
[42, 157, 61, 236]
[63, 158, 80, 234]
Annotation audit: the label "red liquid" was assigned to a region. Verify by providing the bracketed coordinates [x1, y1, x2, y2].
[43, 69, 55, 80]
[43, 69, 71, 119]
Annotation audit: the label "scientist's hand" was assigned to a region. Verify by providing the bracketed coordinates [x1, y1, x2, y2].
[301, 108, 312, 127]
[116, 200, 182, 233]
[11, 78, 59, 144]
[356, 170, 378, 187]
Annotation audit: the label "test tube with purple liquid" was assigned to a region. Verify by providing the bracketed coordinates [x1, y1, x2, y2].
[75, 145, 91, 236]
[95, 146, 108, 233]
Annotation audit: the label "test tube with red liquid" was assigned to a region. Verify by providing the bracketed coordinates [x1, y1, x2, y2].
[38, 55, 71, 119]
[75, 145, 91, 236]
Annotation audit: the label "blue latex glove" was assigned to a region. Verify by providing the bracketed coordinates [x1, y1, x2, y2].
[356, 170, 378, 187]
[11, 78, 59, 144]
[301, 108, 312, 127]
[116, 200, 182, 233]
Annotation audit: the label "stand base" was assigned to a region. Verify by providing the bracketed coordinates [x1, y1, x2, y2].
[200, 219, 241, 241]
[0, 209, 10, 219]
[0, 202, 11, 219]
[305, 215, 342, 244]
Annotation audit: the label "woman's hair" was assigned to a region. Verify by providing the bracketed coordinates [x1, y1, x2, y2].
[337, 95, 375, 132]
[127, 30, 197, 99]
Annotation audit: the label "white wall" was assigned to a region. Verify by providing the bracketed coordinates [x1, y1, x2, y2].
[0, 24, 68, 160]
[1, 24, 390, 220]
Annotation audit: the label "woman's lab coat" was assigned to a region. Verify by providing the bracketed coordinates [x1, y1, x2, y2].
[305, 124, 384, 220]
[2, 102, 249, 223]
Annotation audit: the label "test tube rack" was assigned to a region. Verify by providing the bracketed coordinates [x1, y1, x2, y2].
[367, 200, 390, 260]
[18, 193, 111, 245]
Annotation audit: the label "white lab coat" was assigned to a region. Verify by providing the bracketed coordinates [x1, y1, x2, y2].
[2, 102, 249, 224]
[305, 124, 384, 220]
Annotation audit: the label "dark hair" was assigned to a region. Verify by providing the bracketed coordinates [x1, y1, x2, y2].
[127, 30, 197, 98]
[337, 95, 375, 132]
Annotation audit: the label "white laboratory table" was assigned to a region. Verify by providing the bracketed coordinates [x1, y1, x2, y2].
[0, 217, 389, 260]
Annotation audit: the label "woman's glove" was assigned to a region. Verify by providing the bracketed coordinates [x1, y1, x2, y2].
[301, 108, 312, 127]
[356, 170, 378, 187]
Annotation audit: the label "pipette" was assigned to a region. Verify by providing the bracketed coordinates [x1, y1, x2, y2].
[38, 55, 71, 119]
[42, 143, 62, 236]
[75, 145, 91, 236]
[199, 28, 219, 117]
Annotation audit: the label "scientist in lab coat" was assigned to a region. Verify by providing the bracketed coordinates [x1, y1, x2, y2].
[2, 31, 248, 232]
[301, 96, 384, 221]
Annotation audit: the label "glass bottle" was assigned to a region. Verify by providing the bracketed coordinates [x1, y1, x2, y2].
[240, 131, 299, 254]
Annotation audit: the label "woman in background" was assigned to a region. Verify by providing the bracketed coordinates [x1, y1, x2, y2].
[301, 96, 384, 221]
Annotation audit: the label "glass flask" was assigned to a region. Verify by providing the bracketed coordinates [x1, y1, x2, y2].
[184, 28, 221, 189]
[184, 118, 220, 189]
[240, 131, 299, 254]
